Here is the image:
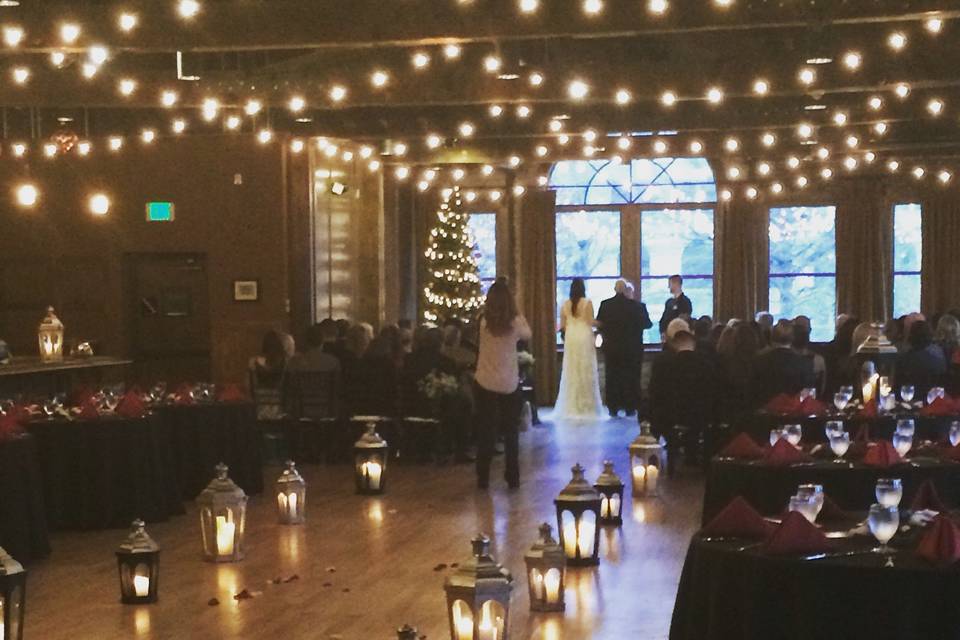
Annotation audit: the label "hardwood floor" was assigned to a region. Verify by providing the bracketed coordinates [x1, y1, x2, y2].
[23, 414, 704, 639]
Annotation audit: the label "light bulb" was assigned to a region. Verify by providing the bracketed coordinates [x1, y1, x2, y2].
[557, 134, 570, 145]
[43, 143, 57, 158]
[846, 135, 859, 148]
[78, 141, 92, 156]
[548, 119, 563, 132]
[509, 155, 521, 168]
[519, 0, 539, 13]
[660, 90, 677, 107]
[797, 123, 813, 138]
[887, 160, 900, 172]
[202, 98, 219, 121]
[720, 189, 732, 201]
[873, 122, 888, 135]
[11, 66, 29, 84]
[161, 90, 179, 108]
[412, 51, 430, 69]
[689, 140, 703, 154]
[15, 183, 38, 207]
[568, 79, 589, 100]
[842, 51, 861, 70]
[648, 0, 668, 15]
[864, 152, 876, 163]
[529, 72, 544, 87]
[844, 157, 858, 171]
[798, 67, 816, 85]
[617, 136, 631, 150]
[535, 145, 549, 157]
[727, 166, 741, 179]
[724, 137, 739, 152]
[912, 166, 925, 179]
[172, 119, 187, 134]
[225, 115, 241, 130]
[771, 182, 783, 194]
[118, 78, 137, 96]
[615, 89, 632, 105]
[49, 51, 66, 67]
[89, 193, 110, 216]
[817, 147, 830, 160]
[927, 98, 945, 116]
[483, 56, 501, 73]
[119, 13, 139, 32]
[938, 170, 952, 184]
[821, 168, 833, 180]
[88, 45, 109, 65]
[517, 105, 531, 118]
[583, 129, 597, 142]
[489, 104, 503, 118]
[458, 122, 475, 137]
[359, 146, 373, 159]
[81, 62, 98, 79]
[787, 156, 800, 169]
[141, 129, 156, 144]
[443, 44, 461, 59]
[868, 96, 883, 110]
[109, 137, 123, 151]
[752, 79, 769, 95]
[925, 17, 943, 34]
[887, 32, 907, 50]
[583, 0, 603, 15]
[244, 99, 262, 116]
[758, 162, 771, 176]
[653, 139, 668, 154]
[746, 187, 758, 199]
[11, 143, 26, 157]
[329, 85, 347, 102]
[3, 26, 23, 48]
[371, 70, 389, 88]
[832, 111, 848, 125]
[288, 95, 306, 112]
[796, 176, 809, 188]
[706, 87, 723, 104]
[393, 142, 408, 156]
[177, 0, 201, 19]
[60, 23, 81, 44]
[257, 129, 273, 144]
[482, 164, 495, 176]
[894, 83, 910, 99]
[426, 134, 442, 149]
[761, 132, 776, 147]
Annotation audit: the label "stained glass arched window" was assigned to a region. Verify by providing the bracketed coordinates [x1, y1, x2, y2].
[548, 157, 717, 206]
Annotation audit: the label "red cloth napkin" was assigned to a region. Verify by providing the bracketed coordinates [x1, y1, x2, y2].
[819, 495, 847, 522]
[862, 440, 903, 467]
[77, 398, 100, 420]
[217, 384, 247, 403]
[916, 515, 960, 566]
[116, 392, 146, 418]
[765, 394, 802, 416]
[921, 396, 959, 417]
[858, 402, 878, 418]
[799, 397, 827, 417]
[702, 497, 776, 539]
[67, 385, 94, 407]
[719, 433, 765, 459]
[910, 479, 947, 512]
[0, 413, 23, 441]
[854, 424, 871, 442]
[763, 511, 833, 555]
[762, 439, 813, 466]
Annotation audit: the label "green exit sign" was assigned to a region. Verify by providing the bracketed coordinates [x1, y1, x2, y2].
[146, 202, 175, 222]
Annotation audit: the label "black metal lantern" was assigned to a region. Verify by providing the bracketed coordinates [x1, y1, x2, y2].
[196, 463, 248, 563]
[628, 422, 665, 497]
[116, 519, 160, 604]
[397, 624, 419, 640]
[0, 546, 25, 640]
[523, 523, 565, 613]
[593, 460, 625, 526]
[276, 460, 306, 525]
[354, 423, 389, 495]
[554, 464, 602, 566]
[444, 535, 513, 640]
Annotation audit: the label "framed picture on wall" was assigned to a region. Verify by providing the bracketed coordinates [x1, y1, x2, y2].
[233, 280, 260, 302]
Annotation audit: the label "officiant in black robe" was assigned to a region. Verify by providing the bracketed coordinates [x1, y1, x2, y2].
[597, 280, 652, 417]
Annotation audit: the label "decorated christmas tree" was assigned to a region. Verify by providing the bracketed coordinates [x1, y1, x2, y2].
[422, 187, 485, 324]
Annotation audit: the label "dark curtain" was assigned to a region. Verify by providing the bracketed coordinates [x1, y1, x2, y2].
[714, 195, 769, 322]
[835, 178, 891, 322]
[921, 187, 960, 315]
[519, 189, 559, 405]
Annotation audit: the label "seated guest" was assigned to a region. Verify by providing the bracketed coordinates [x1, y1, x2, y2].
[340, 324, 372, 415]
[648, 321, 719, 460]
[249, 330, 290, 420]
[897, 320, 947, 397]
[403, 326, 457, 383]
[935, 314, 960, 364]
[378, 324, 407, 370]
[318, 318, 348, 362]
[824, 315, 859, 396]
[716, 321, 759, 422]
[793, 323, 826, 397]
[286, 325, 341, 420]
[884, 316, 904, 352]
[354, 334, 400, 416]
[755, 311, 774, 349]
[289, 325, 340, 374]
[442, 324, 478, 371]
[752, 320, 815, 406]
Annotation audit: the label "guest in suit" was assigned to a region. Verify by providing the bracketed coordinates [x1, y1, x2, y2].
[752, 320, 815, 406]
[317, 318, 348, 363]
[897, 320, 947, 397]
[596, 279, 651, 417]
[717, 320, 760, 422]
[792, 321, 826, 397]
[658, 275, 693, 337]
[289, 325, 340, 375]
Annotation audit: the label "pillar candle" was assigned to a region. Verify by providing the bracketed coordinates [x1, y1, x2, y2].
[544, 569, 561, 604]
[609, 494, 621, 518]
[133, 575, 150, 597]
[646, 465, 659, 494]
[216, 516, 235, 556]
[363, 461, 383, 490]
[576, 519, 595, 558]
[562, 518, 577, 558]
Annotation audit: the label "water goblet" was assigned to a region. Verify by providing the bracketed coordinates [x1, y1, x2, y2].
[878, 376, 892, 398]
[800, 388, 816, 402]
[825, 420, 845, 439]
[900, 385, 915, 404]
[769, 428, 784, 447]
[833, 392, 848, 412]
[895, 418, 916, 438]
[892, 433, 913, 457]
[927, 387, 946, 406]
[840, 386, 855, 405]
[829, 432, 851, 462]
[950, 421, 960, 448]
[868, 504, 900, 554]
[789, 495, 819, 524]
[784, 424, 803, 447]
[42, 397, 57, 418]
[797, 484, 824, 518]
[875, 478, 903, 508]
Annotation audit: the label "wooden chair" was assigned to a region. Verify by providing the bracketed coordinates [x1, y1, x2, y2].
[284, 369, 340, 463]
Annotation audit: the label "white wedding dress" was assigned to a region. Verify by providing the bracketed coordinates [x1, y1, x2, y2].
[553, 298, 605, 420]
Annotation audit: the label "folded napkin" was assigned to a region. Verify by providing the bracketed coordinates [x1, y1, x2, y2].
[702, 496, 776, 539]
[762, 438, 813, 466]
[916, 515, 960, 566]
[67, 385, 94, 408]
[862, 440, 903, 467]
[78, 398, 101, 420]
[719, 433, 765, 459]
[765, 394, 802, 416]
[763, 511, 833, 555]
[799, 397, 827, 417]
[819, 494, 847, 522]
[0, 413, 23, 441]
[911, 479, 947, 513]
[921, 396, 959, 417]
[116, 392, 146, 418]
[217, 384, 247, 403]
[7, 404, 32, 424]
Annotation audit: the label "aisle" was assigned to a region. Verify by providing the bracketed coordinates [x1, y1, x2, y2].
[23, 415, 704, 640]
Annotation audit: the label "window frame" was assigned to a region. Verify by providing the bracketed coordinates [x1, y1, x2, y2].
[892, 202, 922, 317]
[465, 210, 498, 291]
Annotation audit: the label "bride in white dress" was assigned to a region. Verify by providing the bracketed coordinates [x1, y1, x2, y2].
[554, 278, 605, 420]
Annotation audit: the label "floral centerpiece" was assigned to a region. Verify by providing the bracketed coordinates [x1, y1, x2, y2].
[418, 370, 460, 401]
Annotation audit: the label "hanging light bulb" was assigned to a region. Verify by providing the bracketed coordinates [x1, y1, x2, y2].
[243, 99, 262, 116]
[488, 104, 503, 118]
[11, 66, 29, 85]
[689, 140, 703, 154]
[161, 90, 179, 108]
[329, 85, 347, 102]
[426, 134, 443, 149]
[752, 79, 770, 95]
[443, 44, 461, 60]
[787, 156, 801, 169]
[141, 128, 156, 144]
[868, 96, 884, 110]
[459, 122, 476, 138]
[60, 23, 81, 44]
[202, 98, 219, 121]
[516, 105, 532, 118]
[706, 87, 724, 104]
[483, 55, 502, 73]
[873, 122, 888, 135]
[653, 139, 668, 154]
[583, 129, 598, 142]
[888, 32, 907, 50]
[118, 78, 137, 96]
[925, 17, 944, 34]
[81, 62, 99, 79]
[3, 26, 23, 48]
[177, 0, 201, 20]
[846, 135, 859, 148]
[88, 193, 111, 216]
[412, 51, 430, 69]
[617, 136, 631, 150]
[49, 51, 66, 67]
[842, 51, 862, 70]
[615, 89, 632, 105]
[172, 118, 187, 134]
[647, 0, 668, 15]
[832, 111, 848, 126]
[15, 183, 39, 207]
[724, 137, 739, 152]
[568, 79, 589, 100]
[927, 98, 945, 116]
[119, 12, 139, 32]
[796, 176, 809, 188]
[820, 168, 834, 180]
[548, 119, 563, 133]
[912, 166, 926, 179]
[109, 137, 124, 152]
[88, 45, 109, 65]
[937, 169, 952, 184]
[797, 123, 814, 138]
[225, 115, 242, 130]
[894, 83, 910, 99]
[583, 0, 603, 15]
[844, 156, 858, 171]
[771, 182, 784, 195]
[529, 72, 544, 87]
[757, 162, 771, 176]
[887, 160, 900, 173]
[761, 132, 776, 147]
[256, 129, 273, 144]
[798, 67, 816, 86]
[816, 147, 830, 160]
[371, 70, 389, 88]
[519, 0, 539, 13]
[288, 95, 306, 112]
[660, 90, 677, 107]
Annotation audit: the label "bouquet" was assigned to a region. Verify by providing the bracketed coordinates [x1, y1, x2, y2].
[517, 351, 536, 369]
[418, 370, 460, 400]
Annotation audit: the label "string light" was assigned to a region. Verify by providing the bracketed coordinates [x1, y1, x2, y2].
[797, 123, 814, 138]
[15, 183, 38, 208]
[118, 12, 138, 32]
[426, 134, 443, 149]
[488, 104, 503, 118]
[894, 83, 910, 99]
[752, 79, 769, 95]
[761, 132, 776, 147]
[257, 129, 273, 144]
[516, 105, 531, 118]
[615, 89, 632, 105]
[820, 168, 833, 180]
[868, 96, 884, 110]
[482, 164, 495, 176]
[771, 182, 784, 195]
[244, 99, 262, 116]
[653, 139, 668, 154]
[88, 45, 109, 65]
[483, 56, 502, 73]
[706, 87, 724, 105]
[172, 118, 187, 134]
[925, 17, 943, 34]
[887, 160, 900, 173]
[912, 166, 926, 179]
[843, 157, 858, 171]
[368, 160, 381, 172]
[11, 66, 29, 85]
[329, 85, 347, 102]
[842, 51, 862, 70]
[11, 143, 26, 157]
[583, 0, 603, 16]
[832, 111, 848, 126]
[359, 146, 373, 159]
[846, 135, 859, 148]
[927, 98, 945, 116]
[798, 67, 816, 85]
[817, 147, 830, 160]
[757, 162, 771, 176]
[177, 0, 201, 20]
[49, 51, 66, 67]
[938, 169, 952, 184]
[141, 129, 156, 144]
[88, 193, 111, 216]
[583, 129, 598, 142]
[109, 137, 124, 152]
[617, 136, 631, 150]
[519, 0, 539, 13]
[225, 115, 241, 130]
[371, 70, 389, 88]
[60, 23, 81, 44]
[660, 90, 677, 107]
[443, 44, 461, 59]
[568, 79, 589, 100]
[412, 51, 430, 69]
[796, 176, 809, 188]
[887, 32, 907, 50]
[724, 137, 739, 152]
[81, 63, 99, 79]
[161, 90, 179, 107]
[458, 122, 475, 137]
[288, 95, 306, 112]
[647, 0, 668, 15]
[202, 98, 219, 121]
[43, 143, 57, 158]
[529, 72, 544, 87]
[689, 140, 703, 154]
[787, 156, 801, 169]
[535, 145, 549, 157]
[78, 142, 92, 156]
[118, 78, 137, 97]
[2, 26, 23, 48]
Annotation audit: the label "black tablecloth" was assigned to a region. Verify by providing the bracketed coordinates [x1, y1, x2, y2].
[671, 535, 960, 640]
[0, 434, 50, 562]
[157, 402, 263, 498]
[742, 411, 957, 445]
[27, 415, 184, 530]
[704, 456, 960, 523]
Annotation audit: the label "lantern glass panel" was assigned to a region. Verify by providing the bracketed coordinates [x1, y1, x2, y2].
[357, 454, 386, 492]
[3, 584, 23, 640]
[478, 600, 506, 640]
[451, 599, 474, 640]
[600, 493, 622, 519]
[543, 568, 562, 605]
[560, 509, 597, 560]
[529, 567, 543, 602]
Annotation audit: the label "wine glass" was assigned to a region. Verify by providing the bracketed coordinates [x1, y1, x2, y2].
[927, 387, 946, 405]
[800, 388, 816, 402]
[900, 385, 915, 403]
[840, 386, 855, 405]
[769, 428, 784, 447]
[797, 484, 824, 518]
[789, 495, 819, 524]
[833, 392, 848, 412]
[825, 420, 845, 439]
[879, 376, 892, 398]
[895, 418, 915, 438]
[875, 478, 903, 508]
[784, 424, 803, 447]
[829, 432, 851, 462]
[42, 396, 57, 419]
[893, 433, 913, 457]
[868, 504, 900, 554]
[949, 421, 960, 448]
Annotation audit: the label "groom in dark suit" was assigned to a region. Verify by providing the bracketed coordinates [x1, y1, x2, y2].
[597, 280, 652, 417]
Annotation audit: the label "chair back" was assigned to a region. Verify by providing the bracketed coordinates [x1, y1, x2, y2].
[286, 370, 340, 421]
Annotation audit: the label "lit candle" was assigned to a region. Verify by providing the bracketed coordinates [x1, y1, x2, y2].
[562, 518, 577, 558]
[453, 606, 473, 640]
[609, 494, 621, 518]
[531, 570, 544, 600]
[362, 461, 383, 490]
[216, 516, 235, 556]
[646, 465, 659, 494]
[544, 569, 561, 604]
[287, 492, 298, 519]
[862, 382, 874, 405]
[133, 574, 150, 597]
[478, 605, 498, 640]
[576, 519, 595, 558]
[879, 376, 892, 398]
[277, 493, 287, 512]
[600, 495, 610, 518]
[633, 464, 646, 490]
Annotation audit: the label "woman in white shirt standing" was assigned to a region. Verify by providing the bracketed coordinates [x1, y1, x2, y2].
[474, 278, 532, 489]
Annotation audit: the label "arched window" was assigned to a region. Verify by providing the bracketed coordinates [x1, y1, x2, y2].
[549, 158, 716, 342]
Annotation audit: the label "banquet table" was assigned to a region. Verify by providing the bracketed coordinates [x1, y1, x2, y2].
[0, 434, 50, 562]
[670, 531, 960, 640]
[703, 455, 960, 523]
[156, 401, 263, 498]
[26, 415, 183, 530]
[742, 410, 958, 445]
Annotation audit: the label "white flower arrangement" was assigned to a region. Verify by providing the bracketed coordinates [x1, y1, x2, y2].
[418, 370, 460, 400]
[517, 351, 536, 368]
